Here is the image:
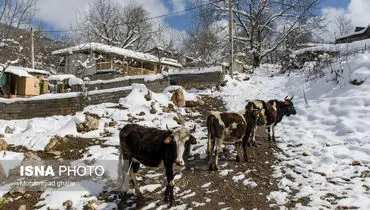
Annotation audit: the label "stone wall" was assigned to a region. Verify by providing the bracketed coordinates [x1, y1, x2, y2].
[0, 71, 225, 120]
[0, 89, 131, 120]
[169, 71, 224, 89]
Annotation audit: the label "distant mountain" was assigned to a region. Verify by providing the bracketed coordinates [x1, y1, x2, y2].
[0, 24, 69, 71]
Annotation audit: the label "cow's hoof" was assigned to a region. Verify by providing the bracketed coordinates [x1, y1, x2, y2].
[243, 155, 248, 162]
[208, 163, 219, 171]
[252, 142, 258, 147]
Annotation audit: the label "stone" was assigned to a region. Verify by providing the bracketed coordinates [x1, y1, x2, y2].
[174, 114, 185, 125]
[185, 100, 198, 107]
[0, 133, 4, 138]
[10, 188, 26, 196]
[168, 103, 175, 110]
[63, 200, 73, 209]
[144, 90, 152, 101]
[83, 204, 96, 210]
[352, 160, 361, 166]
[24, 194, 31, 199]
[150, 102, 157, 114]
[84, 116, 99, 132]
[45, 137, 59, 152]
[171, 89, 185, 107]
[162, 107, 170, 113]
[0, 196, 5, 204]
[351, 79, 363, 86]
[197, 99, 205, 106]
[0, 139, 8, 150]
[5, 126, 14, 134]
[18, 205, 26, 210]
[108, 121, 117, 127]
[137, 112, 146, 116]
[185, 107, 192, 113]
[302, 152, 311, 156]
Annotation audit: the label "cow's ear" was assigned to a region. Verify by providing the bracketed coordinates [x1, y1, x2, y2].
[189, 135, 197, 145]
[164, 135, 173, 144]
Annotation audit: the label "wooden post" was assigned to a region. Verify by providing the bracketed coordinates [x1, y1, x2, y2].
[31, 27, 35, 69]
[228, 0, 234, 78]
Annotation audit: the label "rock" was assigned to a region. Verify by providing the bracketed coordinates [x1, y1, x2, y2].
[5, 126, 14, 134]
[10, 188, 26, 196]
[83, 204, 96, 210]
[352, 160, 361, 166]
[45, 137, 59, 152]
[171, 89, 185, 107]
[108, 121, 117, 127]
[63, 200, 73, 209]
[168, 103, 175, 110]
[24, 194, 31, 199]
[144, 90, 152, 101]
[197, 99, 205, 106]
[18, 205, 27, 210]
[150, 102, 157, 114]
[137, 111, 146, 116]
[351, 79, 363, 86]
[185, 107, 192, 113]
[185, 100, 198, 107]
[0, 139, 8, 150]
[162, 107, 170, 113]
[174, 114, 185, 125]
[0, 196, 5, 204]
[302, 152, 311, 156]
[48, 151, 61, 156]
[127, 113, 132, 117]
[84, 116, 99, 131]
[0, 133, 4, 138]
[77, 115, 99, 132]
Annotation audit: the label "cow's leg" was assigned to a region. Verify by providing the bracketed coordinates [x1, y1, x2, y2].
[129, 162, 142, 197]
[267, 126, 272, 142]
[120, 159, 131, 194]
[207, 133, 213, 167]
[272, 125, 276, 143]
[164, 164, 175, 206]
[208, 136, 217, 171]
[235, 141, 242, 162]
[244, 125, 253, 147]
[251, 126, 258, 147]
[213, 137, 222, 171]
[242, 133, 249, 162]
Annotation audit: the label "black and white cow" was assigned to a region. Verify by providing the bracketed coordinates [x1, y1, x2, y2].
[244, 96, 297, 146]
[207, 110, 264, 171]
[118, 124, 197, 206]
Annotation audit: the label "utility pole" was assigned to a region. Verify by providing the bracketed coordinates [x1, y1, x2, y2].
[31, 27, 35, 69]
[228, 0, 233, 79]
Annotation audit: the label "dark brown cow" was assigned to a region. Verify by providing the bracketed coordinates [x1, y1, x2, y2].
[244, 96, 297, 146]
[207, 110, 263, 171]
[118, 124, 196, 206]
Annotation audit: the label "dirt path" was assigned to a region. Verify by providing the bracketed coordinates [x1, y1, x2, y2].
[117, 95, 280, 209]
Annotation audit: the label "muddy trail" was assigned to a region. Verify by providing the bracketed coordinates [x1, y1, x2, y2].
[117, 95, 281, 209]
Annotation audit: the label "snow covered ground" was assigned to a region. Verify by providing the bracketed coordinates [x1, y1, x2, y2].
[218, 55, 370, 209]
[1, 51, 370, 209]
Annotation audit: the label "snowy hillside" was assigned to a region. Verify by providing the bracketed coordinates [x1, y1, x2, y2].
[218, 54, 370, 209]
[1, 52, 370, 209]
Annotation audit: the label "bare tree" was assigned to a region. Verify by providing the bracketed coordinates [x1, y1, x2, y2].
[183, 5, 225, 65]
[335, 14, 352, 37]
[210, 0, 320, 68]
[77, 0, 155, 51]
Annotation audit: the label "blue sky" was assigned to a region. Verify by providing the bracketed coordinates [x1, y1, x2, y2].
[319, 0, 350, 8]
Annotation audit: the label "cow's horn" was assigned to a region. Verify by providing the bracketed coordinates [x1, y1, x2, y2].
[285, 95, 288, 100]
[290, 96, 294, 100]
[190, 125, 196, 133]
[166, 124, 172, 132]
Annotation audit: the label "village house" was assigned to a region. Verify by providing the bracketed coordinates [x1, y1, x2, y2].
[52, 43, 183, 79]
[335, 25, 370, 44]
[0, 66, 49, 98]
[145, 46, 197, 67]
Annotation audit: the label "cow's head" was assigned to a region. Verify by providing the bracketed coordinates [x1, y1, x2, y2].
[283, 96, 297, 116]
[165, 125, 197, 168]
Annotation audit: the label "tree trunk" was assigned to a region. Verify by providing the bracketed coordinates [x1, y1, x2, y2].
[252, 53, 261, 69]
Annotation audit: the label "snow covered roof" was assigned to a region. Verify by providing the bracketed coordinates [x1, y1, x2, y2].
[0, 66, 50, 77]
[337, 24, 370, 40]
[160, 57, 182, 68]
[52, 43, 179, 68]
[47, 74, 76, 81]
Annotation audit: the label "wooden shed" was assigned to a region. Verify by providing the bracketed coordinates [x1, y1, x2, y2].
[0, 66, 49, 98]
